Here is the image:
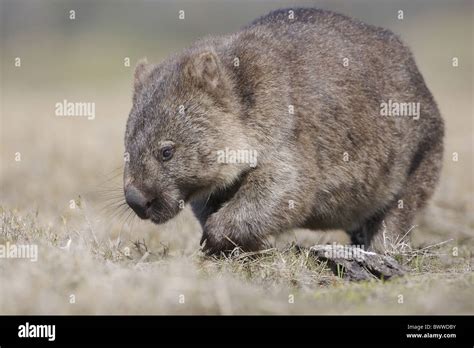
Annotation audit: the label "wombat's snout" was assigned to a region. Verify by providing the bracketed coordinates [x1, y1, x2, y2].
[125, 185, 153, 219]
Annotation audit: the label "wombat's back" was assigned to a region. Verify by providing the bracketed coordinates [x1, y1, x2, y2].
[238, 7, 443, 165]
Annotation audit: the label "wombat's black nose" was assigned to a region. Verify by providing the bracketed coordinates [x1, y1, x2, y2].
[125, 186, 151, 219]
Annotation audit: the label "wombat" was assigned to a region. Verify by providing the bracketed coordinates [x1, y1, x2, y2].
[124, 8, 444, 254]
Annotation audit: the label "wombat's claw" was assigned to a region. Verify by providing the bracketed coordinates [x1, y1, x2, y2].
[200, 235, 226, 256]
[199, 236, 214, 255]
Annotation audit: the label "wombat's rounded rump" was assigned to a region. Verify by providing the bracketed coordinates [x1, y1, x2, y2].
[124, 8, 444, 254]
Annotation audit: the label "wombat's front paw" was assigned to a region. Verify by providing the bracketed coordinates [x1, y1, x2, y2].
[200, 217, 237, 256]
[200, 214, 263, 256]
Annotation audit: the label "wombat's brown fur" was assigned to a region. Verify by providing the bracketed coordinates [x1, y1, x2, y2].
[124, 8, 444, 254]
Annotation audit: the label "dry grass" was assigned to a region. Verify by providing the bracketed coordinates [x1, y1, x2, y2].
[0, 202, 472, 314]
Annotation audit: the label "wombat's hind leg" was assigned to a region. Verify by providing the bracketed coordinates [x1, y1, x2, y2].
[348, 212, 385, 250]
[352, 134, 444, 253]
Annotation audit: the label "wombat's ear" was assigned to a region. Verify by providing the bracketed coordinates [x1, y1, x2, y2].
[185, 51, 222, 91]
[134, 58, 154, 91]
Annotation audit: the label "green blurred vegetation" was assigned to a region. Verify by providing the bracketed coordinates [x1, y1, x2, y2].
[1, 0, 472, 89]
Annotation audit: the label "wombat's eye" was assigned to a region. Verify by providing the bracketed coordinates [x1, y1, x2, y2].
[160, 145, 174, 161]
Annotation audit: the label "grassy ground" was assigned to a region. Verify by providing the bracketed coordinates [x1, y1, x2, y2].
[0, 203, 472, 314]
[0, 1, 473, 314]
